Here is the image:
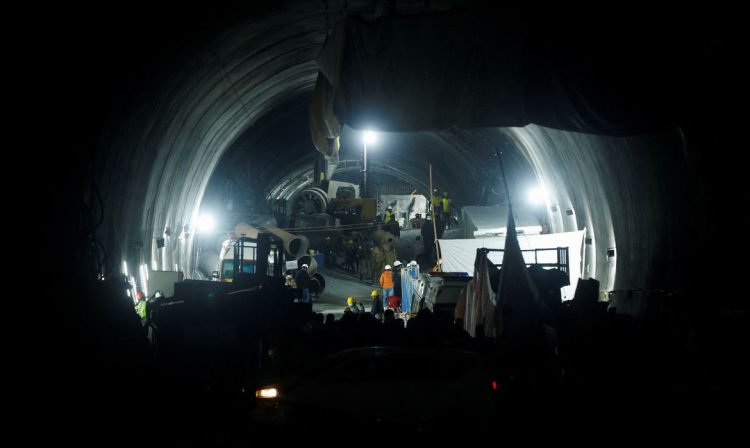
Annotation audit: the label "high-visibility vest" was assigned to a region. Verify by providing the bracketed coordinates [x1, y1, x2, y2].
[442, 198, 453, 213]
[135, 300, 147, 326]
[431, 195, 442, 208]
[384, 210, 393, 222]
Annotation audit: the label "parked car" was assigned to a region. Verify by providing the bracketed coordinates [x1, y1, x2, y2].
[252, 346, 497, 434]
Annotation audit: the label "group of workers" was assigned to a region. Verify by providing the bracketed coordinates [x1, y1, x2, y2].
[344, 288, 398, 319]
[381, 187, 455, 231]
[322, 236, 363, 274]
[345, 260, 416, 319]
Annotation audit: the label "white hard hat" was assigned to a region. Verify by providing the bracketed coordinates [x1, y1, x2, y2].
[393, 260, 402, 267]
[409, 260, 417, 266]
[301, 264, 309, 269]
[385, 264, 392, 270]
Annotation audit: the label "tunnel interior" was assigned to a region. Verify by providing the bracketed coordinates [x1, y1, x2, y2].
[37, 1, 735, 295]
[43, 1, 723, 299]
[28, 0, 747, 442]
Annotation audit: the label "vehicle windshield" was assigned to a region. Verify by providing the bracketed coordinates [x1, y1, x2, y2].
[221, 260, 255, 279]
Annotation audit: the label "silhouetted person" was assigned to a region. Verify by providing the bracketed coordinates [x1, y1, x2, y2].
[370, 290, 384, 320]
[294, 264, 311, 303]
[421, 216, 435, 263]
[392, 260, 403, 299]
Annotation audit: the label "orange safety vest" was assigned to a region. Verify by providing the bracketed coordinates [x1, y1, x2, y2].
[379, 270, 394, 288]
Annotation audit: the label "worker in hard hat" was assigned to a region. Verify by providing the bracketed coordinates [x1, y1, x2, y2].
[442, 192, 454, 229]
[370, 290, 384, 320]
[379, 264, 394, 300]
[323, 236, 335, 268]
[392, 260, 403, 299]
[345, 239, 356, 273]
[295, 263, 311, 303]
[384, 206, 395, 224]
[134, 288, 148, 327]
[431, 188, 442, 218]
[410, 213, 423, 229]
[346, 296, 365, 315]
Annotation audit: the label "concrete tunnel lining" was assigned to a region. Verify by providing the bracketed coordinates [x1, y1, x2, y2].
[22, 4, 744, 439]
[83, 1, 713, 296]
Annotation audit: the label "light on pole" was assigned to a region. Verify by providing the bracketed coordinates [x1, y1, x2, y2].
[362, 130, 377, 198]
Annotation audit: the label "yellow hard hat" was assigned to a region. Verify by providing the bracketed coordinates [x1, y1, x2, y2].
[347, 296, 355, 305]
[371, 290, 379, 297]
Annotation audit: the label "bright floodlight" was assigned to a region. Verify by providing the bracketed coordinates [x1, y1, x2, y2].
[528, 187, 548, 206]
[198, 214, 215, 233]
[363, 130, 377, 144]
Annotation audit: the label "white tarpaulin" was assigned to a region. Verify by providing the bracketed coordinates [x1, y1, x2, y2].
[439, 229, 586, 300]
[461, 205, 542, 238]
[381, 194, 428, 222]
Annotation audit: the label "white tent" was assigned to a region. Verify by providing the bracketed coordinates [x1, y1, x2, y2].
[439, 230, 586, 300]
[461, 205, 542, 238]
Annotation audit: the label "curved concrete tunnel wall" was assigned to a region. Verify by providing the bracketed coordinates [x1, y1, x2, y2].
[92, 3, 695, 295]
[94, 5, 329, 278]
[508, 126, 690, 293]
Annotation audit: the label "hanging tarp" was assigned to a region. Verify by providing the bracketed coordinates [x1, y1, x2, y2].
[495, 212, 542, 345]
[461, 249, 498, 338]
[311, 4, 683, 141]
[439, 229, 585, 300]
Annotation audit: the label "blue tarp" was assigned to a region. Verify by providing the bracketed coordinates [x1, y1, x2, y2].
[401, 264, 419, 313]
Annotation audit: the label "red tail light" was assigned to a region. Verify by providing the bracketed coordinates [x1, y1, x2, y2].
[491, 380, 498, 391]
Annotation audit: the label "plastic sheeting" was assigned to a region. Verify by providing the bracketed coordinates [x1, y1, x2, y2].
[381, 194, 428, 222]
[459, 250, 497, 338]
[401, 263, 419, 314]
[439, 230, 585, 300]
[311, 4, 684, 149]
[461, 205, 541, 239]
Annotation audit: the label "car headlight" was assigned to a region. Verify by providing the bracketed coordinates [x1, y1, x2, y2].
[256, 387, 279, 399]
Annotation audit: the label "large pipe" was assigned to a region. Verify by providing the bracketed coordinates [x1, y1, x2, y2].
[296, 254, 318, 276]
[234, 221, 310, 259]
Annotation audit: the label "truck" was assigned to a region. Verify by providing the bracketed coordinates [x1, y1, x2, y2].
[147, 270, 181, 297]
[216, 237, 268, 282]
[151, 230, 308, 406]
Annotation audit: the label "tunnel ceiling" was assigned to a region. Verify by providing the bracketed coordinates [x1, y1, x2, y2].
[54, 1, 735, 295]
[204, 92, 535, 219]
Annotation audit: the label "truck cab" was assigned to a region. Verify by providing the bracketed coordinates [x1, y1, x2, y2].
[218, 235, 285, 282]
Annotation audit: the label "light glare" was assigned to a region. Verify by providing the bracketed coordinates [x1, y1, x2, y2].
[256, 387, 279, 398]
[528, 187, 548, 206]
[363, 130, 377, 144]
[198, 214, 215, 233]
